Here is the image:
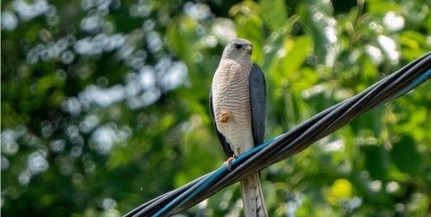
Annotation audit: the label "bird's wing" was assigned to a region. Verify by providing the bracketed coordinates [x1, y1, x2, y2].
[249, 64, 266, 146]
[209, 90, 235, 157]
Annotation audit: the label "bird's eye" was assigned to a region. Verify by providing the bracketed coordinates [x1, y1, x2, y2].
[235, 44, 242, 49]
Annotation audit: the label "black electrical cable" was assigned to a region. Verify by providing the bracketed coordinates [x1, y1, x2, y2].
[124, 52, 431, 217]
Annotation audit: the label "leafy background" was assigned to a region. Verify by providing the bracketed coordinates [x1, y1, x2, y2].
[2, 0, 431, 216]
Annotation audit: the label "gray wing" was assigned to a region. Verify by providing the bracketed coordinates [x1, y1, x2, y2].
[209, 91, 235, 157]
[249, 64, 266, 146]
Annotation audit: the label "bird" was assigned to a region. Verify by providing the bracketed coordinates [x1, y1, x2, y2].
[209, 38, 268, 217]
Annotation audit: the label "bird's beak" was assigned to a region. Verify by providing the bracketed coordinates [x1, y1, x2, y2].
[246, 44, 253, 55]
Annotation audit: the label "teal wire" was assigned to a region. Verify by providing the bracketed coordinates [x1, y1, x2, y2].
[152, 138, 277, 216]
[150, 54, 430, 217]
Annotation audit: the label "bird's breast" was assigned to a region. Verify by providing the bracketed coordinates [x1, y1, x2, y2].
[212, 60, 252, 123]
[211, 60, 254, 154]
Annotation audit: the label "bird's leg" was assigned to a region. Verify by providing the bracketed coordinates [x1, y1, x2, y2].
[223, 154, 238, 170]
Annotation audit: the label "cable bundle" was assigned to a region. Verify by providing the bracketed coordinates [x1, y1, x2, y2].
[125, 52, 431, 217]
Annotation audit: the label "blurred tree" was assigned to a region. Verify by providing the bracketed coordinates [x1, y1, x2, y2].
[1, 0, 430, 216]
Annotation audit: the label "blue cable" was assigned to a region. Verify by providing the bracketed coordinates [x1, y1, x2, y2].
[391, 68, 431, 100]
[139, 53, 431, 217]
[152, 67, 431, 216]
[152, 137, 278, 216]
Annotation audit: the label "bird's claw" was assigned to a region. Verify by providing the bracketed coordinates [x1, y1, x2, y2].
[223, 154, 237, 170]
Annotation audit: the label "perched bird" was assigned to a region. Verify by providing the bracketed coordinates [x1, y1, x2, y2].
[209, 38, 268, 217]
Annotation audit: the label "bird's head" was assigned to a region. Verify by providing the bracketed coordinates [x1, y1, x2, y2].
[221, 38, 253, 61]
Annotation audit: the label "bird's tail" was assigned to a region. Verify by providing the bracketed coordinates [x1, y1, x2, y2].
[240, 173, 268, 217]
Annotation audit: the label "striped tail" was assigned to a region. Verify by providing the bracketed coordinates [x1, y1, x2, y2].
[240, 173, 268, 217]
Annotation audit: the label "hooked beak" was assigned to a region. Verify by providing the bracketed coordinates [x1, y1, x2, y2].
[245, 44, 253, 55]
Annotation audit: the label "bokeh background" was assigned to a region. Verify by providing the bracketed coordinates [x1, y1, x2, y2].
[2, 0, 431, 216]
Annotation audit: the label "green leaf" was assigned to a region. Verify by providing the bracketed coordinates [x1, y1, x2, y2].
[259, 0, 288, 31]
[362, 145, 388, 180]
[390, 136, 422, 175]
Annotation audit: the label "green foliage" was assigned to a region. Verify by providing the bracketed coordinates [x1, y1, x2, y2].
[1, 0, 430, 216]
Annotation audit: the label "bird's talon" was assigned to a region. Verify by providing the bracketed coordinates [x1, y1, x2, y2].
[223, 154, 237, 170]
